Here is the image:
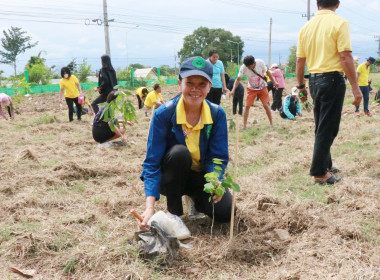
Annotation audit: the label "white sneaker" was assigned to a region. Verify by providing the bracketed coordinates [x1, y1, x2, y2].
[148, 211, 191, 240]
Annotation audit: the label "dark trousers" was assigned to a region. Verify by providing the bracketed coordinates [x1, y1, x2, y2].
[92, 94, 107, 114]
[355, 86, 370, 113]
[233, 92, 244, 115]
[271, 88, 284, 111]
[136, 95, 144, 109]
[65, 97, 81, 121]
[309, 73, 346, 176]
[206, 87, 223, 105]
[6, 106, 11, 117]
[160, 145, 234, 222]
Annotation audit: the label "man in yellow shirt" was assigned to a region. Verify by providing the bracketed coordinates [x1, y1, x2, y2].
[355, 56, 375, 116]
[144, 83, 164, 116]
[296, 0, 362, 184]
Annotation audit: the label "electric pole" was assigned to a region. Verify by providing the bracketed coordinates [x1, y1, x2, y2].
[103, 0, 111, 56]
[302, 0, 313, 20]
[268, 18, 272, 67]
[375, 36, 380, 57]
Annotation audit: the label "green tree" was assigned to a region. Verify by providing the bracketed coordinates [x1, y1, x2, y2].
[116, 67, 131, 82]
[77, 60, 92, 83]
[26, 63, 48, 85]
[26, 50, 46, 68]
[67, 59, 78, 73]
[156, 65, 175, 77]
[129, 63, 147, 69]
[178, 27, 243, 65]
[0, 26, 38, 76]
[287, 45, 297, 73]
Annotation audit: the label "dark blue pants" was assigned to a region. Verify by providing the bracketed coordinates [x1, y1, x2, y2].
[91, 94, 107, 114]
[309, 73, 346, 176]
[160, 144, 234, 222]
[233, 92, 244, 115]
[206, 87, 223, 105]
[355, 86, 370, 113]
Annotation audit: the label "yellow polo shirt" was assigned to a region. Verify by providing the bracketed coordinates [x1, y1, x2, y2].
[144, 90, 163, 108]
[176, 96, 213, 171]
[297, 10, 351, 73]
[60, 75, 80, 98]
[136, 87, 148, 98]
[356, 62, 370, 86]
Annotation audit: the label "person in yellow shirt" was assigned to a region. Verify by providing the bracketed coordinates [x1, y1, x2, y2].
[296, 0, 362, 185]
[136, 87, 148, 109]
[59, 67, 83, 122]
[144, 83, 164, 116]
[355, 56, 375, 116]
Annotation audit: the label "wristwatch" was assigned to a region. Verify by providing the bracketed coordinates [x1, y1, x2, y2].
[296, 84, 305, 89]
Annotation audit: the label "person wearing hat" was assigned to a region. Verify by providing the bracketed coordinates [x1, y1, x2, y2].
[270, 64, 286, 112]
[296, 0, 362, 184]
[355, 56, 376, 117]
[279, 87, 302, 120]
[0, 93, 15, 120]
[138, 56, 234, 231]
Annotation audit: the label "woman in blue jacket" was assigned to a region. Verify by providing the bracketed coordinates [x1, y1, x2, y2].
[280, 87, 302, 120]
[139, 57, 234, 230]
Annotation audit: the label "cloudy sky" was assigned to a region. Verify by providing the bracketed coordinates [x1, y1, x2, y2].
[0, 0, 379, 76]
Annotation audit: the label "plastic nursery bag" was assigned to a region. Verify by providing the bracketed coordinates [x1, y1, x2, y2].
[134, 221, 179, 266]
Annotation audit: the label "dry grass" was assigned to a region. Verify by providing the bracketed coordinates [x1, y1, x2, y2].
[0, 81, 379, 280]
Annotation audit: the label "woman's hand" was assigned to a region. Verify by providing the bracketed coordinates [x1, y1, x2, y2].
[127, 121, 134, 126]
[213, 195, 223, 203]
[138, 207, 155, 231]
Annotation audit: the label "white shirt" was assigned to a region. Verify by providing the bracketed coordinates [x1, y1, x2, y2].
[238, 59, 268, 90]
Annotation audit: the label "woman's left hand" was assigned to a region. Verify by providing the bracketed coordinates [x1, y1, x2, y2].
[213, 194, 223, 204]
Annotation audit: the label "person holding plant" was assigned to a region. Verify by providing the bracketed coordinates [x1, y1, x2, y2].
[92, 54, 118, 114]
[136, 86, 149, 109]
[139, 56, 234, 231]
[279, 87, 302, 120]
[59, 67, 83, 122]
[0, 93, 15, 120]
[92, 91, 134, 144]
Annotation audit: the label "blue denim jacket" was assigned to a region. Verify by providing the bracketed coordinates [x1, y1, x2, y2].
[140, 94, 229, 200]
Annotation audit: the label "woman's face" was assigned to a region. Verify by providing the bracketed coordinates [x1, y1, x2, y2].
[179, 76, 212, 107]
[209, 53, 219, 64]
[63, 73, 69, 79]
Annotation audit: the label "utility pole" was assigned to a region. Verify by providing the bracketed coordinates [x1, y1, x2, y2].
[375, 36, 380, 57]
[302, 0, 312, 20]
[268, 18, 272, 67]
[103, 0, 111, 56]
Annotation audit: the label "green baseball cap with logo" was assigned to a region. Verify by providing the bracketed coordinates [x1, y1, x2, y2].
[179, 56, 213, 83]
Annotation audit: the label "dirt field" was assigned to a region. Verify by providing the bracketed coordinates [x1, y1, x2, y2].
[1, 80, 379, 280]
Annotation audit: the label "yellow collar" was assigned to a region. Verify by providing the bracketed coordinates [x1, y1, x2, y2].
[176, 96, 213, 128]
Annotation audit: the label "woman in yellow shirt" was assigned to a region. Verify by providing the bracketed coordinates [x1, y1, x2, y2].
[59, 67, 83, 122]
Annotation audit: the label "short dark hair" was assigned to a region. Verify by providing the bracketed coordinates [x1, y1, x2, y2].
[209, 50, 218, 57]
[153, 83, 161, 90]
[317, 0, 339, 8]
[106, 90, 118, 103]
[243, 55, 255, 67]
[61, 67, 71, 78]
[142, 88, 148, 95]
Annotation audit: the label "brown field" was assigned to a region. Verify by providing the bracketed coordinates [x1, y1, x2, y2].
[1, 79, 379, 280]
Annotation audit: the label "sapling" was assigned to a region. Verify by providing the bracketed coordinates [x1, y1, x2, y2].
[100, 88, 137, 134]
[203, 158, 240, 237]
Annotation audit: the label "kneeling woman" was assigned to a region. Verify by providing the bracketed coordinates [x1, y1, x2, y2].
[139, 56, 235, 231]
[92, 91, 134, 143]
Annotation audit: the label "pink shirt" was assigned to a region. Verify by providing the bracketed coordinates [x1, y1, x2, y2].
[271, 69, 285, 88]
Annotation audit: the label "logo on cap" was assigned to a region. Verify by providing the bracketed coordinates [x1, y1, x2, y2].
[192, 58, 206, 69]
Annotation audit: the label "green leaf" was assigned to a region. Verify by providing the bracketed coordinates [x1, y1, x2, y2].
[203, 183, 215, 194]
[215, 187, 225, 196]
[230, 182, 240, 192]
[214, 166, 222, 171]
[213, 158, 223, 165]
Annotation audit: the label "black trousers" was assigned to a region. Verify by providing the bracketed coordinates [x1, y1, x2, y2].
[206, 87, 223, 105]
[136, 95, 144, 109]
[91, 94, 107, 114]
[65, 97, 81, 121]
[309, 73, 346, 176]
[233, 92, 244, 115]
[160, 145, 234, 222]
[271, 88, 284, 111]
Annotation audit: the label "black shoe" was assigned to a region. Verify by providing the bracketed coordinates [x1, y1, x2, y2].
[328, 166, 341, 174]
[315, 174, 341, 185]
